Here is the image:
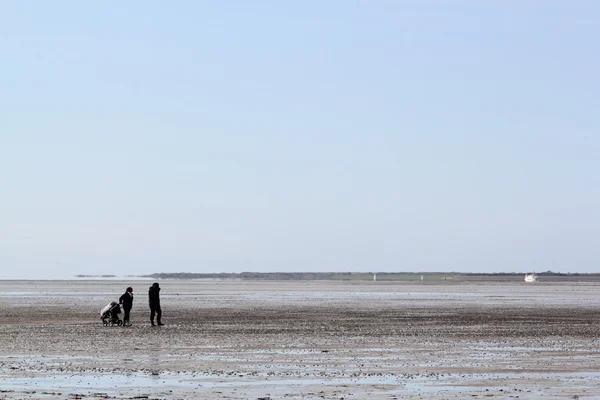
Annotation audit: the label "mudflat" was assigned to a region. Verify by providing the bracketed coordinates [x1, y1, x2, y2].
[1, 279, 600, 399]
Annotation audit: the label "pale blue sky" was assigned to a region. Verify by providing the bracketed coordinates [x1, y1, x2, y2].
[1, 1, 599, 278]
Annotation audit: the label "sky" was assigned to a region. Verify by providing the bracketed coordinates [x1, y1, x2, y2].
[1, 1, 599, 279]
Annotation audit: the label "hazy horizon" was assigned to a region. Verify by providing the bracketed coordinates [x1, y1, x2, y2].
[0, 270, 580, 282]
[2, 2, 599, 279]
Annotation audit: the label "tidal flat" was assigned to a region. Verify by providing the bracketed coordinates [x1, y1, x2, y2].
[1, 279, 600, 399]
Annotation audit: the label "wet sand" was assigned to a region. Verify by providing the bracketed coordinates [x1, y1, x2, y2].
[1, 280, 600, 399]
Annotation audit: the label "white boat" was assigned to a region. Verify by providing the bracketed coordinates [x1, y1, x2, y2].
[524, 273, 538, 283]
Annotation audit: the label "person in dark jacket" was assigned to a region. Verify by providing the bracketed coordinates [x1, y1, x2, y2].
[119, 286, 134, 326]
[148, 282, 163, 326]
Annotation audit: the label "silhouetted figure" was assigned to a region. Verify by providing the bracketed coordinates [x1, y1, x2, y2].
[119, 286, 134, 326]
[148, 282, 163, 326]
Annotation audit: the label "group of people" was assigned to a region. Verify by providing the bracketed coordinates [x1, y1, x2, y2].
[118, 282, 163, 326]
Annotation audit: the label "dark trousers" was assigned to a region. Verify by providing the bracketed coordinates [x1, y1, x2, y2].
[123, 308, 131, 323]
[150, 306, 162, 324]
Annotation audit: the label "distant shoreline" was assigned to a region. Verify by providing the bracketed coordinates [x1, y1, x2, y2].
[138, 271, 600, 282]
[3, 272, 600, 282]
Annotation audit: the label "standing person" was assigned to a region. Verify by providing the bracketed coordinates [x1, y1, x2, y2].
[119, 286, 134, 326]
[148, 282, 163, 326]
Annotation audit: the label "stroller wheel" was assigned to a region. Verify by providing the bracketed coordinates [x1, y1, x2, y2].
[103, 320, 108, 326]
